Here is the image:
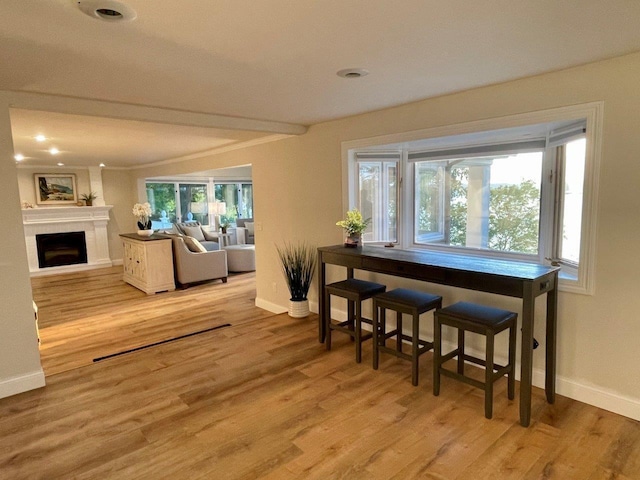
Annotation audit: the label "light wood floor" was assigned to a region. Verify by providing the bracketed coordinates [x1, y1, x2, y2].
[0, 267, 638, 479]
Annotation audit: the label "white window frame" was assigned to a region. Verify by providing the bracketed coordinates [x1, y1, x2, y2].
[341, 102, 603, 295]
[352, 152, 401, 245]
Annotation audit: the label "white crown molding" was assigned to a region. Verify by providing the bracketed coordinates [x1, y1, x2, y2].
[129, 133, 291, 170]
[1, 90, 307, 135]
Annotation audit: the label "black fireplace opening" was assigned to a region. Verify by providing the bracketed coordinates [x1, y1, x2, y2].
[36, 232, 88, 269]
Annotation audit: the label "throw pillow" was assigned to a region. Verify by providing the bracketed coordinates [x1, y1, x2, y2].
[202, 229, 219, 242]
[182, 236, 207, 253]
[183, 225, 205, 241]
[245, 222, 255, 235]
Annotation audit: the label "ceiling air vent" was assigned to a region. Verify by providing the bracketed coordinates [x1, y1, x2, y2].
[337, 68, 370, 79]
[77, 1, 137, 22]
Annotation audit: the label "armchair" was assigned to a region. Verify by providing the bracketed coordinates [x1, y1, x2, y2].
[236, 218, 255, 244]
[171, 236, 228, 285]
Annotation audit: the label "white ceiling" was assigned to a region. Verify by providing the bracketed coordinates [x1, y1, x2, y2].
[3, 0, 640, 168]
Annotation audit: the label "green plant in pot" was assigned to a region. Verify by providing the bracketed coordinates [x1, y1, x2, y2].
[81, 192, 98, 206]
[336, 208, 370, 247]
[276, 242, 316, 318]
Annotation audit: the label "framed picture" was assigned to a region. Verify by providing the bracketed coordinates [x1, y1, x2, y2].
[34, 174, 78, 205]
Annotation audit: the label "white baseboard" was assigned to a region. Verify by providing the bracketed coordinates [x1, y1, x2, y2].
[112, 258, 123, 266]
[255, 297, 287, 314]
[533, 369, 640, 421]
[30, 260, 113, 277]
[0, 370, 46, 399]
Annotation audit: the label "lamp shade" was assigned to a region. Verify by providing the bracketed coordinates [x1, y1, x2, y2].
[190, 201, 206, 214]
[209, 201, 226, 215]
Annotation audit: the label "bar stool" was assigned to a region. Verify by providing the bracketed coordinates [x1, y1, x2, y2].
[325, 278, 386, 363]
[372, 288, 442, 386]
[433, 301, 517, 419]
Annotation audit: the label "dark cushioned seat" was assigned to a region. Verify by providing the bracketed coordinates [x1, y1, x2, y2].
[373, 288, 442, 386]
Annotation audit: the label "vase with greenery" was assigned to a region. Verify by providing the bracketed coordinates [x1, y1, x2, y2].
[132, 202, 153, 235]
[276, 242, 316, 318]
[81, 192, 98, 206]
[336, 208, 370, 247]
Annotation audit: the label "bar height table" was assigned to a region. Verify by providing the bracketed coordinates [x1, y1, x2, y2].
[317, 245, 559, 427]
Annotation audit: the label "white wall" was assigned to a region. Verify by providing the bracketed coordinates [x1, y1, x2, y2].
[0, 94, 45, 398]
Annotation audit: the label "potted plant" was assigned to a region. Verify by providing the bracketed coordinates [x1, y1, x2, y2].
[81, 192, 98, 206]
[132, 202, 153, 236]
[276, 242, 316, 318]
[336, 208, 370, 247]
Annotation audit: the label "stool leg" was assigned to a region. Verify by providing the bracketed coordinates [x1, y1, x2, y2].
[485, 331, 495, 419]
[457, 328, 465, 375]
[411, 311, 419, 386]
[348, 300, 355, 341]
[396, 311, 403, 354]
[373, 302, 380, 370]
[508, 321, 516, 400]
[433, 316, 441, 396]
[355, 300, 363, 363]
[325, 291, 332, 351]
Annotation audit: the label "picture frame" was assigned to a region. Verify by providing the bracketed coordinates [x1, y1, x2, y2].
[34, 174, 78, 205]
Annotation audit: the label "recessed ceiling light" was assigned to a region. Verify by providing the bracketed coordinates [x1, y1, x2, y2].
[99, 163, 106, 167]
[14, 154, 24, 161]
[35, 134, 46, 142]
[77, 1, 137, 22]
[57, 162, 64, 166]
[49, 147, 60, 155]
[337, 68, 370, 79]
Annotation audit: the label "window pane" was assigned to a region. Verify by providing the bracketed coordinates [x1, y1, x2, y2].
[215, 184, 238, 222]
[560, 139, 586, 263]
[358, 161, 397, 243]
[415, 162, 445, 242]
[241, 184, 253, 218]
[415, 152, 543, 255]
[180, 184, 209, 225]
[146, 183, 176, 229]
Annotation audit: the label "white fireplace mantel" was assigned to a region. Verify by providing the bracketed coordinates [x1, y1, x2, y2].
[22, 206, 113, 276]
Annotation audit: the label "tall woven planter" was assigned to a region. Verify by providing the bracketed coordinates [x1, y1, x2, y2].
[288, 299, 310, 318]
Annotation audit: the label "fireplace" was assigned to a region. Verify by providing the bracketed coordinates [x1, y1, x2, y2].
[36, 231, 88, 269]
[22, 205, 112, 275]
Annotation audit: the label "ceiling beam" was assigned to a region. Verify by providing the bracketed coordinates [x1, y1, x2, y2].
[1, 90, 308, 135]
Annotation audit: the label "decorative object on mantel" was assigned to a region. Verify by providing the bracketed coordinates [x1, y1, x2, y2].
[276, 242, 316, 318]
[336, 208, 370, 248]
[34, 173, 77, 205]
[80, 192, 98, 206]
[21, 201, 36, 209]
[132, 202, 153, 236]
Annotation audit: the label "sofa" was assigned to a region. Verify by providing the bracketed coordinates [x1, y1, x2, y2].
[235, 218, 255, 244]
[171, 236, 228, 285]
[174, 221, 220, 251]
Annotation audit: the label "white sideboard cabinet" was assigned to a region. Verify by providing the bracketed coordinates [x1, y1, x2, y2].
[120, 233, 175, 294]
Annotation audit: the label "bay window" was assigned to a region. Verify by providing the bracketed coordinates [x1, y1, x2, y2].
[345, 105, 601, 294]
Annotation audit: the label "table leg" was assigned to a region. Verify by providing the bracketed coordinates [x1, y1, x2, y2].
[546, 273, 558, 404]
[318, 253, 326, 343]
[520, 282, 535, 427]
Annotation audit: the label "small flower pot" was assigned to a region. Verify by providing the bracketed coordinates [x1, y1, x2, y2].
[344, 233, 362, 248]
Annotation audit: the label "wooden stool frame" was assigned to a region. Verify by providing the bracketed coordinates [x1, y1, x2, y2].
[373, 291, 442, 386]
[434, 308, 517, 419]
[325, 280, 385, 363]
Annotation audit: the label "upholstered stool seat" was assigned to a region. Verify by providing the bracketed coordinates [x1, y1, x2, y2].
[325, 279, 386, 363]
[434, 301, 517, 419]
[373, 288, 442, 386]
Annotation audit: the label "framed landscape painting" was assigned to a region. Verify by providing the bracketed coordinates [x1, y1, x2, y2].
[35, 174, 78, 205]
